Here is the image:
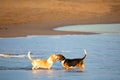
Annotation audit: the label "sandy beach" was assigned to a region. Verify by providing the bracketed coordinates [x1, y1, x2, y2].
[0, 0, 120, 37]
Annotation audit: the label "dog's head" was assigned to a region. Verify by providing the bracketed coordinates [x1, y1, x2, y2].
[49, 54, 57, 63]
[57, 54, 66, 62]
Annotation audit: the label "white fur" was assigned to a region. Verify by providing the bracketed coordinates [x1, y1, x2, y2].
[47, 58, 53, 64]
[61, 60, 65, 67]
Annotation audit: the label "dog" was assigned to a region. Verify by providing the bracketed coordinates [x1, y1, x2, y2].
[28, 51, 57, 70]
[57, 49, 87, 71]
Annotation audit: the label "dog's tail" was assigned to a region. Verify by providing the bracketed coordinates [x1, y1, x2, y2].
[28, 51, 33, 61]
[82, 49, 87, 60]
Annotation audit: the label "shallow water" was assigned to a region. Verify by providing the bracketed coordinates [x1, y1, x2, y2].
[0, 34, 120, 80]
[54, 24, 120, 33]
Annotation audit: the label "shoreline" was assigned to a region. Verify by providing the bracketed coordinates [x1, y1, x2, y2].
[0, 22, 97, 38]
[0, 22, 120, 38]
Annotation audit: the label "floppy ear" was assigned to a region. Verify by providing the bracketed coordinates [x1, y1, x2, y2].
[57, 54, 65, 61]
[56, 54, 62, 59]
[51, 54, 57, 62]
[55, 55, 58, 59]
[52, 54, 57, 58]
[57, 54, 63, 57]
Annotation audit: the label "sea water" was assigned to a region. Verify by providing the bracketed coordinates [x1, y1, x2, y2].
[54, 24, 120, 33]
[0, 34, 120, 80]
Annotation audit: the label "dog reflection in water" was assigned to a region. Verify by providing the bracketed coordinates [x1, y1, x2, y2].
[28, 51, 57, 70]
[57, 49, 87, 72]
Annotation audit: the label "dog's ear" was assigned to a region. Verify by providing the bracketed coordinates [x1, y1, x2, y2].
[57, 54, 65, 61]
[57, 54, 63, 56]
[51, 54, 57, 58]
[54, 54, 58, 59]
[51, 54, 57, 62]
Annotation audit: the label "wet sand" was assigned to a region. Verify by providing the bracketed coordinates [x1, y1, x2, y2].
[0, 0, 120, 37]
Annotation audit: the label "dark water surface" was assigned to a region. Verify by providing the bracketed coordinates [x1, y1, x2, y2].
[0, 34, 120, 80]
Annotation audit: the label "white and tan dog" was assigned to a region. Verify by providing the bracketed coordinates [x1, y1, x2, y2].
[28, 51, 57, 70]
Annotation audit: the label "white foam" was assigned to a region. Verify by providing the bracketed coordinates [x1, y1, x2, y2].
[0, 54, 26, 58]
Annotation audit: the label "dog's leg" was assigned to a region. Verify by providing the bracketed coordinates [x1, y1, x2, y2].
[32, 67, 35, 70]
[79, 61, 85, 72]
[32, 66, 36, 70]
[65, 67, 69, 70]
[64, 64, 70, 70]
[32, 66, 38, 70]
[48, 67, 51, 70]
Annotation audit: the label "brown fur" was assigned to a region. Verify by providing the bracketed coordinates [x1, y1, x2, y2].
[28, 51, 57, 70]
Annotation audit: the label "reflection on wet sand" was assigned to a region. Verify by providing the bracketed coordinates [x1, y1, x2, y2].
[32, 69, 53, 74]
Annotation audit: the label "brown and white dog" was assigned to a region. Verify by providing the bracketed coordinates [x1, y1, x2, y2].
[57, 49, 87, 71]
[28, 51, 57, 70]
